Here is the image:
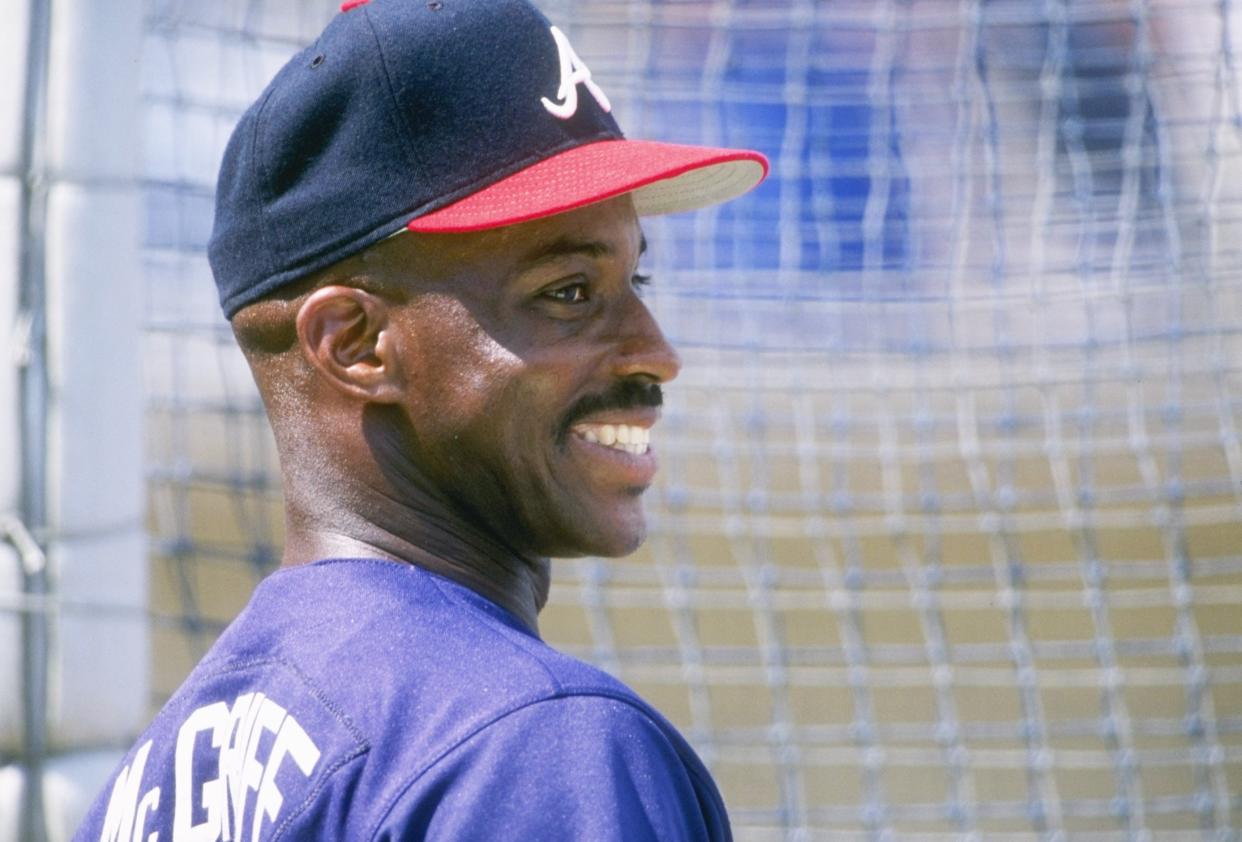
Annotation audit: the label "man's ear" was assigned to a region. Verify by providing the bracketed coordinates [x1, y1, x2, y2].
[295, 285, 404, 403]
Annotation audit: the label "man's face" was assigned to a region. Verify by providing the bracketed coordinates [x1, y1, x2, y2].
[366, 195, 680, 558]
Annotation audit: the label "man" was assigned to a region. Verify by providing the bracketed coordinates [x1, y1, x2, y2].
[78, 0, 765, 838]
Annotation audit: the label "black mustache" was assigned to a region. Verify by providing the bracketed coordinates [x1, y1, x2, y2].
[560, 380, 663, 440]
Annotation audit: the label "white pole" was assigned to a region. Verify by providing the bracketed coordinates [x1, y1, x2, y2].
[0, 0, 147, 837]
[0, 0, 48, 838]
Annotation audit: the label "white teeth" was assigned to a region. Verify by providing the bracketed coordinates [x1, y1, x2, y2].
[572, 423, 651, 454]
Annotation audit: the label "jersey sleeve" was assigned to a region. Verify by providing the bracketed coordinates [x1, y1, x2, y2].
[370, 694, 729, 842]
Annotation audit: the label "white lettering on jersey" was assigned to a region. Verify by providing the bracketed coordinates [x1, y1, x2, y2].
[541, 25, 611, 119]
[253, 712, 320, 840]
[173, 700, 230, 840]
[100, 739, 160, 842]
[98, 693, 321, 842]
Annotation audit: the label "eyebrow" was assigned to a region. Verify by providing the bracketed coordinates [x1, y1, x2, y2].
[517, 232, 648, 270]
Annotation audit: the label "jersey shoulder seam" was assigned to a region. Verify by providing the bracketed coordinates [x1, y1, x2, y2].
[195, 653, 372, 749]
[270, 740, 369, 839]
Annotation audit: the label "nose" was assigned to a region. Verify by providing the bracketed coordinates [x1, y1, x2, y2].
[612, 297, 682, 384]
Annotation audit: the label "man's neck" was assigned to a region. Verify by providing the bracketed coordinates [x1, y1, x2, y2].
[279, 472, 551, 634]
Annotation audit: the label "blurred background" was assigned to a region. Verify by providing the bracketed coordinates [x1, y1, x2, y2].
[2, 0, 1241, 838]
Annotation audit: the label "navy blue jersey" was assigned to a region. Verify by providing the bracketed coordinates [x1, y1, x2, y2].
[76, 558, 731, 840]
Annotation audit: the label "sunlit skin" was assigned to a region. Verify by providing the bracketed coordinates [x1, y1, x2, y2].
[230, 195, 680, 632]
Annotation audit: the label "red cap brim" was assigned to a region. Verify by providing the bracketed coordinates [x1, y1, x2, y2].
[405, 139, 768, 233]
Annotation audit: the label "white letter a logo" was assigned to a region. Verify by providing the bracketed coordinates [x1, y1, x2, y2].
[541, 26, 612, 119]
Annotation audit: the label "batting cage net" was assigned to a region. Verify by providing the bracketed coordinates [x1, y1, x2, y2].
[136, 0, 1242, 838]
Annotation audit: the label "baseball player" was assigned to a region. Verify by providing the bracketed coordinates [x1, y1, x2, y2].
[77, 0, 765, 838]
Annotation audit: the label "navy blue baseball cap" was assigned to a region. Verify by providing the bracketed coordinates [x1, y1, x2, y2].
[208, 0, 768, 318]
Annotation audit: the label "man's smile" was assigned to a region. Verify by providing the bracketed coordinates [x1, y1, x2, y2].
[565, 423, 659, 489]
[571, 422, 651, 455]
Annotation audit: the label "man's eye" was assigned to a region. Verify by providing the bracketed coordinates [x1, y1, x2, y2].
[544, 283, 589, 304]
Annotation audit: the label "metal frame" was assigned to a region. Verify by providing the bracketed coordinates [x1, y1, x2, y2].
[16, 0, 52, 836]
